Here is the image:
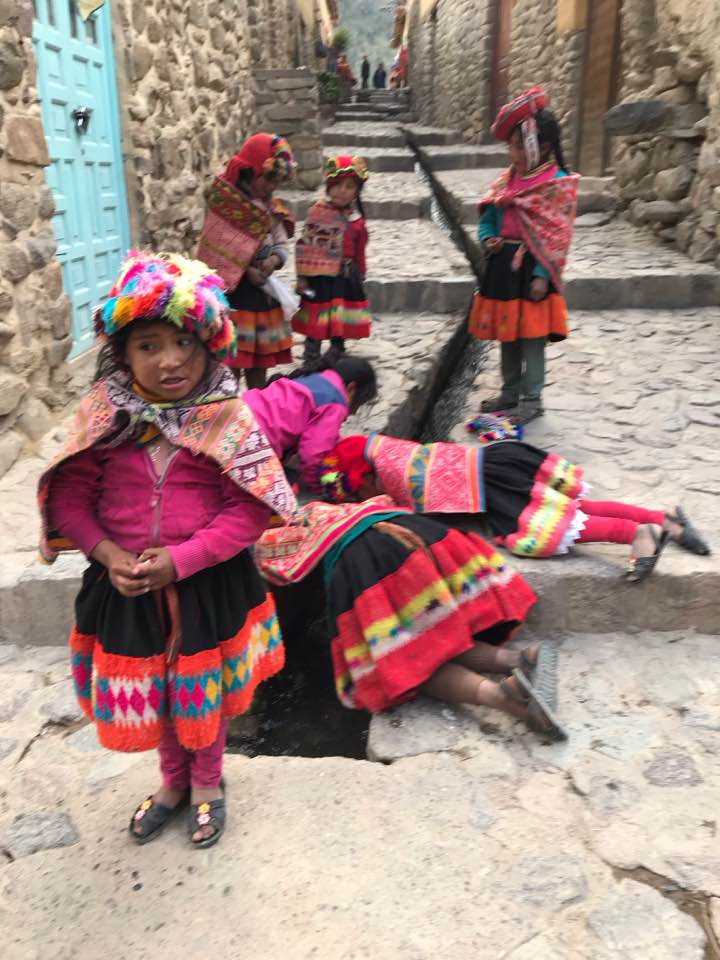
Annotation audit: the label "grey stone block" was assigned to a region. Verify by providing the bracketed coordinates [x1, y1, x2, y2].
[3, 811, 80, 859]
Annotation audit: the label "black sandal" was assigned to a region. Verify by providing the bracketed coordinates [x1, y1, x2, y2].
[666, 506, 710, 556]
[512, 668, 567, 741]
[519, 642, 558, 712]
[624, 526, 669, 583]
[189, 795, 226, 849]
[129, 792, 188, 845]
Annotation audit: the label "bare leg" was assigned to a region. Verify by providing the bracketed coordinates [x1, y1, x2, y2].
[453, 639, 520, 675]
[420, 662, 528, 721]
[245, 368, 267, 389]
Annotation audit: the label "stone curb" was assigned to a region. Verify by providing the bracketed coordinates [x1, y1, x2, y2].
[3, 552, 718, 648]
[365, 277, 475, 314]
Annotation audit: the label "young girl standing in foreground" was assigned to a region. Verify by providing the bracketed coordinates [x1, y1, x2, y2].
[294, 155, 372, 366]
[38, 253, 296, 848]
[197, 132, 296, 388]
[469, 87, 579, 425]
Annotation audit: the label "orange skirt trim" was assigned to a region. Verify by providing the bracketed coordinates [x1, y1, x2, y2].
[469, 291, 568, 342]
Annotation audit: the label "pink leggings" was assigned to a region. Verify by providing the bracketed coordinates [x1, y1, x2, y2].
[158, 719, 228, 791]
[576, 500, 666, 547]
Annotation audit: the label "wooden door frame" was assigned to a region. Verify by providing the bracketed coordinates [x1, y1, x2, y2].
[576, 0, 622, 175]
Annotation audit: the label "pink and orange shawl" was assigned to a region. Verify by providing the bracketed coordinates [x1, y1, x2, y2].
[364, 433, 485, 514]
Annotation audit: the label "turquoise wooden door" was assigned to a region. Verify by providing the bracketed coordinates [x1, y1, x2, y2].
[33, 0, 130, 356]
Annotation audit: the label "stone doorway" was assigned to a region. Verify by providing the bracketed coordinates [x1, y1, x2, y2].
[577, 0, 621, 175]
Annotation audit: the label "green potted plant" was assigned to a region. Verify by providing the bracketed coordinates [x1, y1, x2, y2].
[317, 70, 340, 122]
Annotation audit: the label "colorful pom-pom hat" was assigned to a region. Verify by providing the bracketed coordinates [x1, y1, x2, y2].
[94, 251, 237, 360]
[324, 154, 369, 185]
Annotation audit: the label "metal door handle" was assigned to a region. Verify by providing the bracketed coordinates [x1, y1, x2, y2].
[72, 107, 92, 134]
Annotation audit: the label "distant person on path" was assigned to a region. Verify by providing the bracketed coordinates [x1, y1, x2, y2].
[294, 155, 372, 366]
[361, 54, 370, 89]
[318, 430, 710, 583]
[196, 133, 296, 389]
[245, 356, 378, 493]
[373, 62, 387, 88]
[469, 87, 579, 425]
[38, 252, 296, 849]
[257, 500, 565, 739]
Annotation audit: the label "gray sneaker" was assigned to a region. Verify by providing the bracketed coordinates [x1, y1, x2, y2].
[512, 402, 544, 425]
[480, 394, 519, 413]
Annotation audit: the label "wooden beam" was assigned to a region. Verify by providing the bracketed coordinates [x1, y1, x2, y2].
[557, 0, 588, 32]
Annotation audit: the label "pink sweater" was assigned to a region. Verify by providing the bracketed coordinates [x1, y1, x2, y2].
[245, 369, 349, 491]
[48, 443, 271, 581]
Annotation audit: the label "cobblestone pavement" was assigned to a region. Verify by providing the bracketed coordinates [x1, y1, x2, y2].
[452, 307, 720, 553]
[0, 629, 718, 958]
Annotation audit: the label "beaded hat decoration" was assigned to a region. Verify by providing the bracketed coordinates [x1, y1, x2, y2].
[319, 435, 372, 502]
[229, 132, 296, 182]
[94, 251, 237, 360]
[324, 154, 369, 185]
[491, 86, 548, 142]
[465, 414, 524, 445]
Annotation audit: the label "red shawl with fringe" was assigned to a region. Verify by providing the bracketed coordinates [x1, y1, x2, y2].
[479, 167, 580, 292]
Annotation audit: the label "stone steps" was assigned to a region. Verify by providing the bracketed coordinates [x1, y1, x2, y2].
[402, 124, 463, 146]
[283, 171, 432, 221]
[335, 110, 398, 123]
[417, 143, 507, 170]
[458, 221, 720, 309]
[322, 123, 406, 148]
[432, 169, 620, 224]
[321, 145, 416, 172]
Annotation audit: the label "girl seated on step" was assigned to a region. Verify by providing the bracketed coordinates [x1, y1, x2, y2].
[468, 87, 579, 426]
[38, 252, 297, 849]
[256, 499, 565, 740]
[294, 155, 372, 367]
[317, 426, 710, 583]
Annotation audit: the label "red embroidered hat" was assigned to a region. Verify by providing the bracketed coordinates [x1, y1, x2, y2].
[324, 154, 369, 184]
[491, 86, 549, 142]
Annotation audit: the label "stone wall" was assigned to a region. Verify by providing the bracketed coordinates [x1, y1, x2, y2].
[0, 1, 72, 476]
[406, 0, 494, 143]
[611, 0, 720, 266]
[254, 68, 323, 190]
[509, 0, 584, 164]
[113, 0, 259, 253]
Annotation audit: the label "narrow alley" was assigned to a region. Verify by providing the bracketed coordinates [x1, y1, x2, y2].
[0, 1, 719, 958]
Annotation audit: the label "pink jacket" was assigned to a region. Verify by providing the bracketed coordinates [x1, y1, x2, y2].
[48, 443, 271, 581]
[245, 369, 349, 491]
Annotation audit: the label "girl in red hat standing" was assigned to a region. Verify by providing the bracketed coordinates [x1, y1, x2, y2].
[197, 133, 296, 388]
[469, 88, 580, 425]
[293, 155, 372, 367]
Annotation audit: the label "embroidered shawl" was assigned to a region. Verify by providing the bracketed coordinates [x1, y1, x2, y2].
[364, 433, 486, 514]
[295, 199, 347, 278]
[196, 179, 295, 291]
[255, 496, 411, 585]
[479, 167, 580, 292]
[38, 364, 298, 562]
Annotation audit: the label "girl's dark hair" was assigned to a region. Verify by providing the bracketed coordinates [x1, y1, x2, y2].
[535, 109, 569, 173]
[236, 168, 255, 189]
[94, 327, 130, 382]
[267, 355, 378, 407]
